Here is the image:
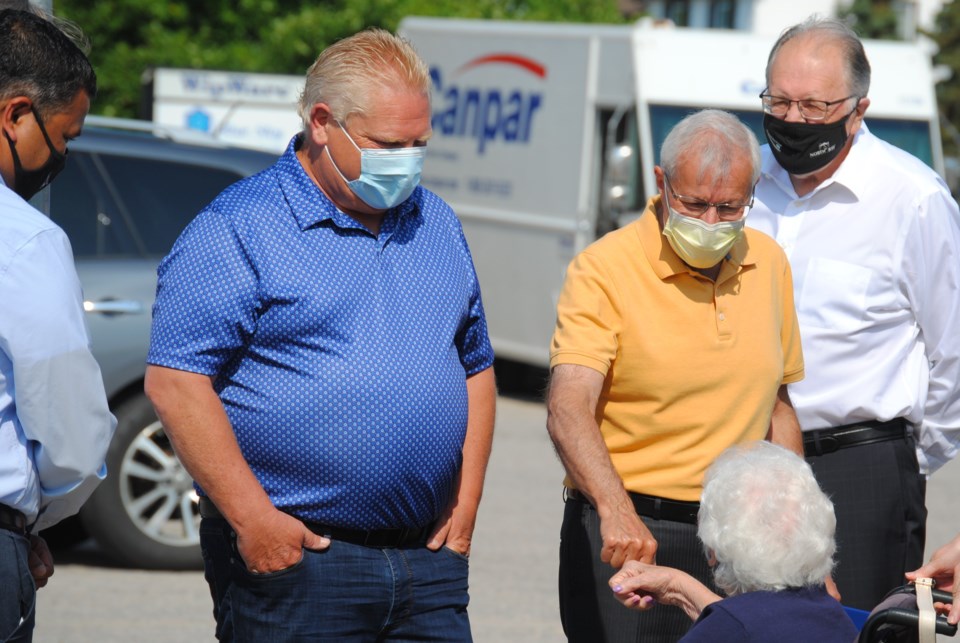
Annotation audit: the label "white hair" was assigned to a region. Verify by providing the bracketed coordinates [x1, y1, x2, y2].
[697, 441, 837, 595]
[766, 15, 871, 99]
[659, 109, 761, 187]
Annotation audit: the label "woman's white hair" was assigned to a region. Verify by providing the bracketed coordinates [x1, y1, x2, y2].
[698, 441, 837, 595]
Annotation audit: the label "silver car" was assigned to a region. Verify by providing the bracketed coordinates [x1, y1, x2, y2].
[43, 117, 276, 569]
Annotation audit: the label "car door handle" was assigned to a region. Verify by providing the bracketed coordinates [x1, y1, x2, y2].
[83, 299, 145, 315]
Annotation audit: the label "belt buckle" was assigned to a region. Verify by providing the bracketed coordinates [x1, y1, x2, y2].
[363, 527, 405, 548]
[361, 530, 377, 547]
[805, 432, 841, 456]
[819, 434, 841, 454]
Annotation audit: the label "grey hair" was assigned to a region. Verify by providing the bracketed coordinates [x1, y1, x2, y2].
[0, 2, 90, 54]
[0, 8, 96, 117]
[660, 109, 761, 187]
[766, 15, 871, 98]
[698, 441, 837, 596]
[298, 28, 430, 129]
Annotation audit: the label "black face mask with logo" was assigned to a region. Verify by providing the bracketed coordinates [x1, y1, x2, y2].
[763, 111, 852, 176]
[4, 107, 67, 201]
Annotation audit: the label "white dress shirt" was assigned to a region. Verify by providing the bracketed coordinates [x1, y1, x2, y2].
[0, 178, 115, 531]
[748, 124, 960, 475]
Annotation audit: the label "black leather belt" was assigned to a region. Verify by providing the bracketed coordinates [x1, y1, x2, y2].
[199, 497, 431, 549]
[803, 418, 909, 457]
[0, 504, 27, 535]
[566, 488, 700, 525]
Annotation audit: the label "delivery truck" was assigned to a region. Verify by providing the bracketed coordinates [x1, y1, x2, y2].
[398, 17, 944, 367]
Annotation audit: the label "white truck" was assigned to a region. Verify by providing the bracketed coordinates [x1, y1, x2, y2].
[398, 17, 944, 367]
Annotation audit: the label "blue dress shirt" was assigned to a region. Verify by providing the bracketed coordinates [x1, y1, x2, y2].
[0, 179, 115, 531]
[148, 136, 494, 530]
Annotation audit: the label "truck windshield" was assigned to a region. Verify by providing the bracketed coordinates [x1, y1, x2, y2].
[649, 104, 935, 171]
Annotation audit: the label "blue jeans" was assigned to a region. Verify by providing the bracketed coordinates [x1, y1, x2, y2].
[200, 517, 472, 642]
[0, 530, 35, 643]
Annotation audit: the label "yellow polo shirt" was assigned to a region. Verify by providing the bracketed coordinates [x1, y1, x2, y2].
[551, 196, 804, 501]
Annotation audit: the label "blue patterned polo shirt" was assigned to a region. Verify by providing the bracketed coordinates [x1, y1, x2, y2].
[147, 136, 494, 530]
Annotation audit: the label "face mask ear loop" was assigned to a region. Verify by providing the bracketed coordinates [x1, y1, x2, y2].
[325, 118, 367, 185]
[31, 107, 64, 160]
[325, 144, 351, 185]
[335, 119, 362, 153]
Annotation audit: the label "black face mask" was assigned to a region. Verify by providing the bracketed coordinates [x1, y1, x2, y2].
[4, 107, 67, 201]
[763, 110, 854, 176]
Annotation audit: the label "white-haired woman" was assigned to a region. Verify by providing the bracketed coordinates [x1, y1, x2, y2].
[609, 442, 857, 642]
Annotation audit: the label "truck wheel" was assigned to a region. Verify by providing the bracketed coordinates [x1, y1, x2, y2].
[80, 393, 202, 570]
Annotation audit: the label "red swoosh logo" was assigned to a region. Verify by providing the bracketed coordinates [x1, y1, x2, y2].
[455, 54, 546, 78]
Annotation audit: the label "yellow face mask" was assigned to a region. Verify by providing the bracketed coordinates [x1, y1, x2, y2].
[661, 200, 747, 269]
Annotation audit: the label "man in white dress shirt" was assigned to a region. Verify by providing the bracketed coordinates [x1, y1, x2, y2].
[0, 9, 115, 641]
[748, 16, 960, 609]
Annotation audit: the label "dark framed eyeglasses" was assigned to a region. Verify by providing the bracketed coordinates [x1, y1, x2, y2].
[664, 177, 753, 221]
[759, 91, 859, 122]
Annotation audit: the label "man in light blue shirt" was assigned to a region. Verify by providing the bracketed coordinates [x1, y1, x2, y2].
[0, 9, 115, 641]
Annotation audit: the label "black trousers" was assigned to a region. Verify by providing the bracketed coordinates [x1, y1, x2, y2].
[806, 435, 926, 610]
[559, 495, 715, 643]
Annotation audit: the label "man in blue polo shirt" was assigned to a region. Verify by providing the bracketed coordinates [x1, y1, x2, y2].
[145, 28, 496, 642]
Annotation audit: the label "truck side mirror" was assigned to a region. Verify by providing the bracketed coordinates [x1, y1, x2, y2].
[603, 143, 635, 212]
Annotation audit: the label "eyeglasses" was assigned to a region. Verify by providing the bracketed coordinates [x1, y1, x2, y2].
[759, 92, 859, 121]
[664, 177, 753, 221]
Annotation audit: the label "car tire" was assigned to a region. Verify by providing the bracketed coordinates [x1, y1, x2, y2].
[80, 393, 202, 570]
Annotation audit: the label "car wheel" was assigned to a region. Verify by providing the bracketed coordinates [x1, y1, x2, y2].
[80, 393, 202, 569]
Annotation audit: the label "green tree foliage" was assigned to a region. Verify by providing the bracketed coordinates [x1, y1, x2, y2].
[928, 0, 960, 156]
[55, 0, 628, 117]
[837, 0, 901, 40]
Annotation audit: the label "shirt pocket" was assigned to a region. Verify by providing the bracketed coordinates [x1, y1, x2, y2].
[798, 257, 872, 332]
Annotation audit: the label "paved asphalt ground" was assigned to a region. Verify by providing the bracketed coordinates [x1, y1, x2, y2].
[33, 365, 960, 642]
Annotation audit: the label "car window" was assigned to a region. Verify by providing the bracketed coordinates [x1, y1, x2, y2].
[52, 151, 245, 259]
[49, 153, 106, 257]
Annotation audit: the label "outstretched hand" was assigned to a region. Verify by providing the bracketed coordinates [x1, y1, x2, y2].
[906, 535, 960, 624]
[609, 560, 722, 622]
[609, 560, 676, 610]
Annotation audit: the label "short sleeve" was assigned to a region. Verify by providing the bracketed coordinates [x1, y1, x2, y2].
[449, 220, 494, 376]
[549, 249, 623, 376]
[147, 208, 260, 375]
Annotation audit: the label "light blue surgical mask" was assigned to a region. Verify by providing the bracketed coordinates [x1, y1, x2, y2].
[326, 120, 426, 210]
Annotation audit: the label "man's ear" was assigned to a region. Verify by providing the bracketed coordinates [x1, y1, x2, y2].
[306, 102, 334, 146]
[653, 165, 665, 193]
[0, 96, 33, 140]
[850, 96, 870, 132]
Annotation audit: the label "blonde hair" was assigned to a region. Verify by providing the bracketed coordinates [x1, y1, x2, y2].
[298, 28, 430, 129]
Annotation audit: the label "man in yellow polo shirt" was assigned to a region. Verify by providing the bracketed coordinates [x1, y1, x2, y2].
[546, 109, 805, 643]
